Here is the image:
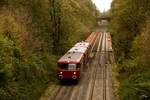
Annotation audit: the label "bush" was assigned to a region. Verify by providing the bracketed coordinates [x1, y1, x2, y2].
[0, 34, 57, 99]
[121, 72, 150, 100]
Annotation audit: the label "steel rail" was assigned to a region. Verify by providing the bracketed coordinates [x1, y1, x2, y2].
[103, 32, 107, 100]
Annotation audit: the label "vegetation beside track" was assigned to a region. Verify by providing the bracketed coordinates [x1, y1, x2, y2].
[0, 0, 99, 99]
[110, 0, 150, 100]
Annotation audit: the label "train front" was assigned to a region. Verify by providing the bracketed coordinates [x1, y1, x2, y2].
[57, 53, 83, 81]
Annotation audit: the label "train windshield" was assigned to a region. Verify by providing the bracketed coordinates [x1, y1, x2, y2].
[58, 63, 68, 69]
[68, 64, 77, 70]
[58, 63, 77, 70]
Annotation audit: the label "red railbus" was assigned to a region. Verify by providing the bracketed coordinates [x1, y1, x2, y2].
[56, 32, 98, 81]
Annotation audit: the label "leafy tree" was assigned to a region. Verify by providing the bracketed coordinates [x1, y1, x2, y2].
[110, 0, 150, 100]
[0, 0, 98, 99]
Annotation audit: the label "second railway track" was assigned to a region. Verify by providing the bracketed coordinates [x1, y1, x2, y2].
[88, 30, 104, 100]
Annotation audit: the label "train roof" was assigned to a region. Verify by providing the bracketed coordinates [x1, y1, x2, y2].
[68, 46, 87, 53]
[74, 42, 90, 48]
[58, 52, 84, 63]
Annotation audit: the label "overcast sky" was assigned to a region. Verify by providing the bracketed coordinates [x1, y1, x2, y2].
[92, 0, 113, 12]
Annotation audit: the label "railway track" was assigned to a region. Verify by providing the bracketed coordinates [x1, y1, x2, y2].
[88, 30, 104, 100]
[49, 33, 101, 100]
[46, 32, 114, 100]
[88, 32, 109, 100]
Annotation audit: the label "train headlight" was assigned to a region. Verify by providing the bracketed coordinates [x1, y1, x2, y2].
[73, 72, 76, 74]
[60, 72, 63, 74]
